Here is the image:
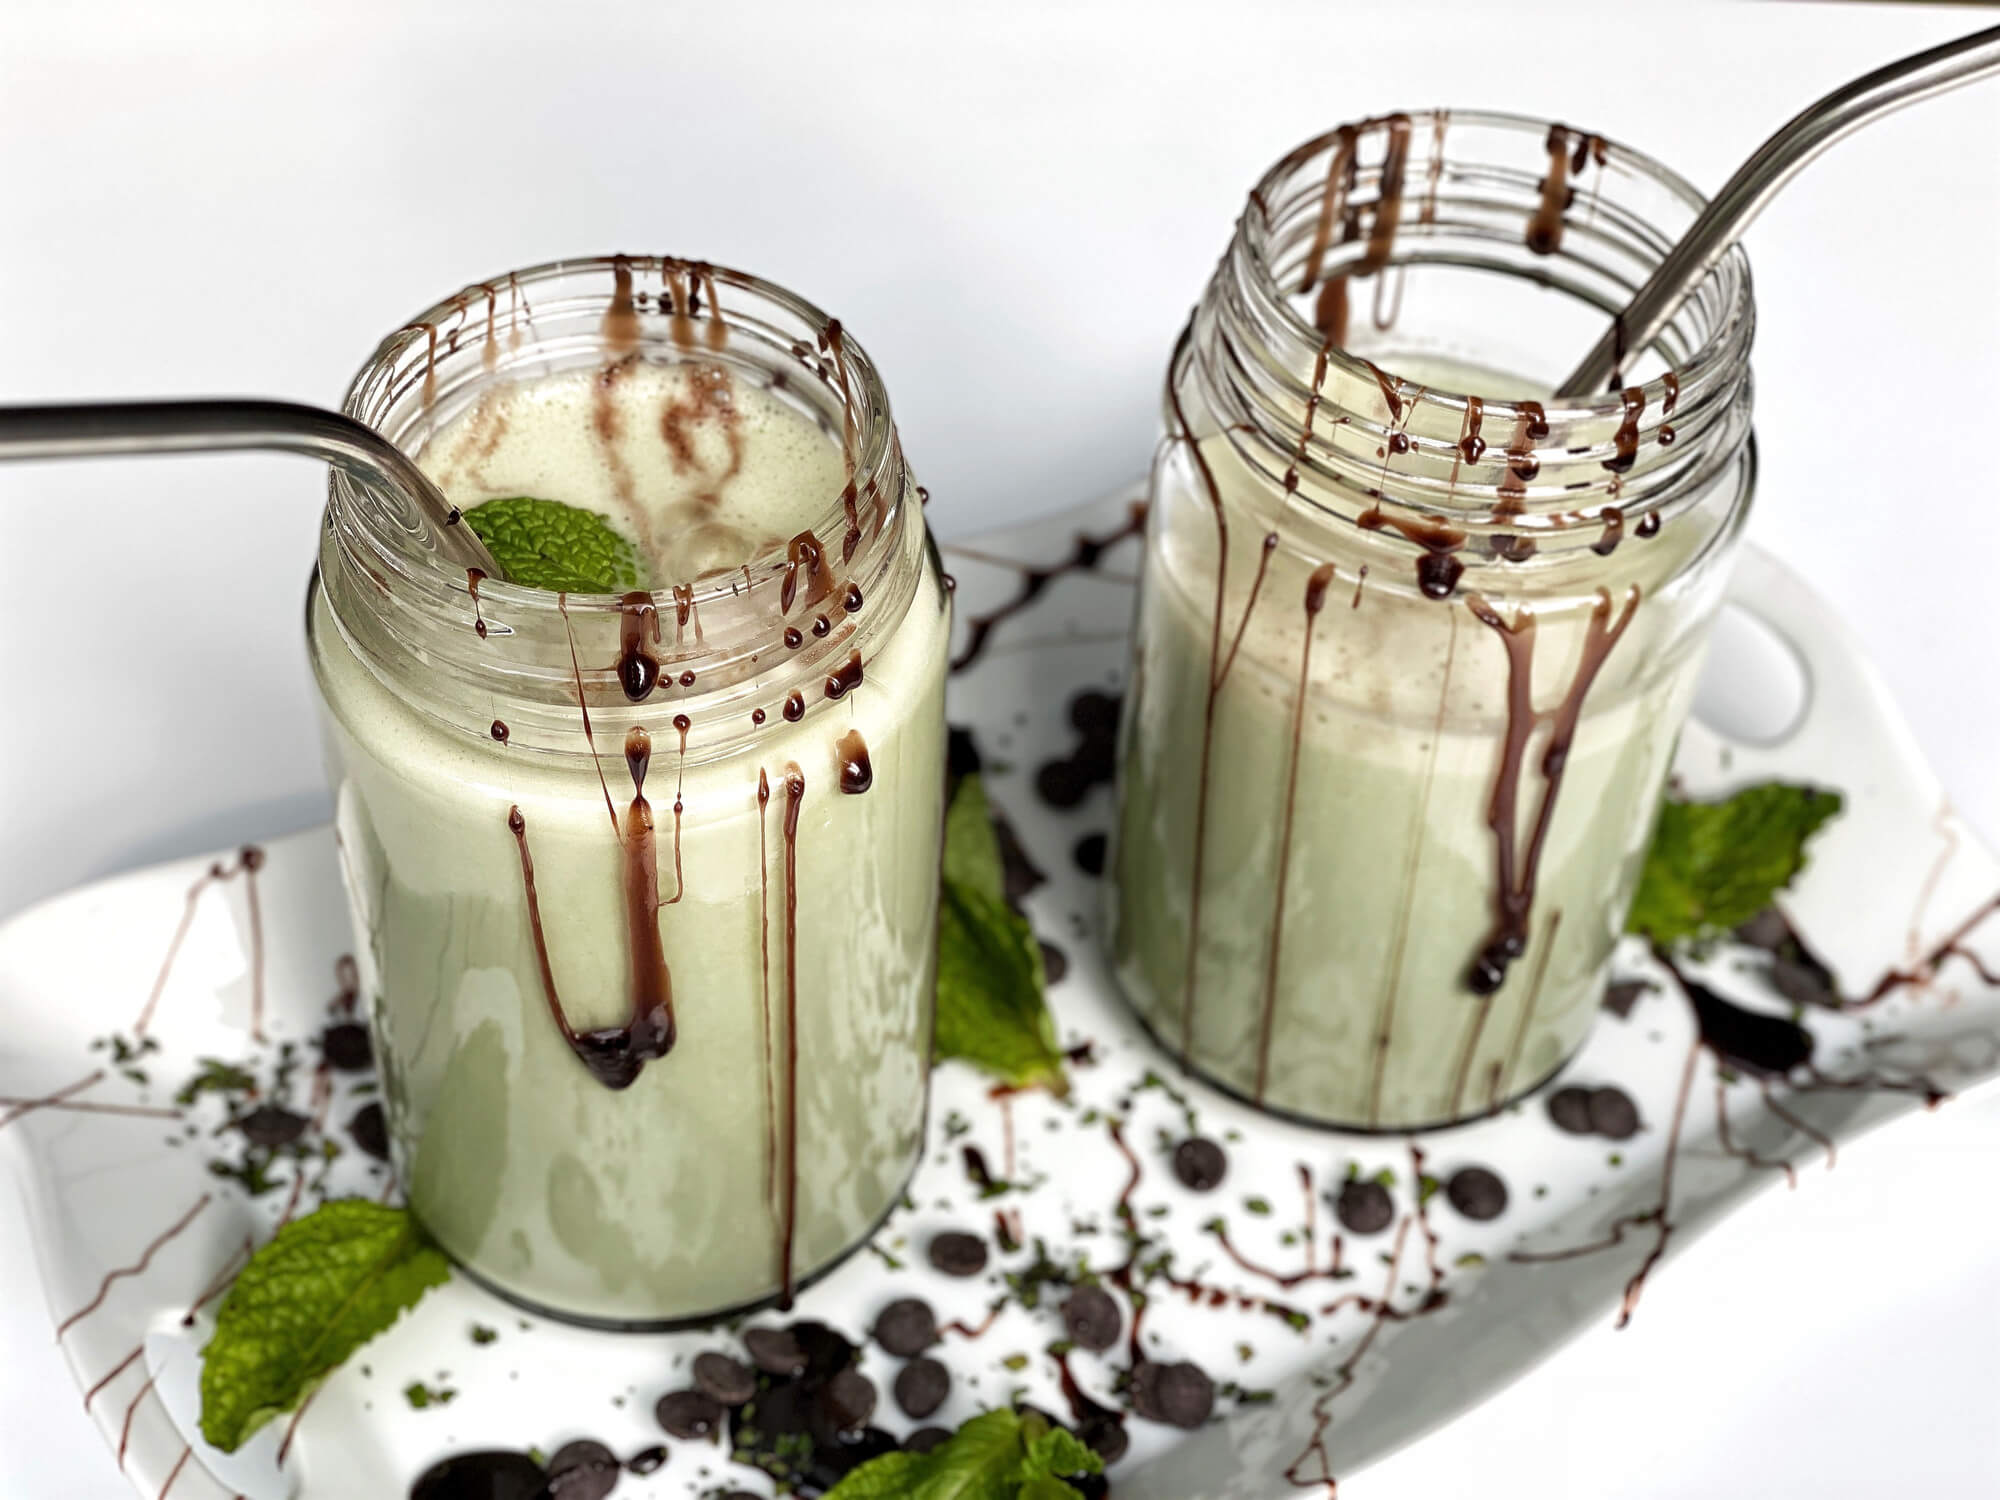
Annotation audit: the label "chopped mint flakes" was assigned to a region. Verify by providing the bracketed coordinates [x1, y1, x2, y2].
[461, 496, 644, 594]
[1628, 783, 1842, 947]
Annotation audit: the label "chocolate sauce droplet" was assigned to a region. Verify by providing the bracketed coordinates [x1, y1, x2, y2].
[1416, 550, 1465, 600]
[836, 729, 873, 795]
[927, 1231, 988, 1278]
[825, 650, 863, 701]
[751, 708, 767, 726]
[1172, 1136, 1227, 1192]
[1636, 511, 1662, 539]
[893, 1358, 950, 1419]
[812, 614, 832, 638]
[1445, 1166, 1508, 1221]
[1061, 1285, 1123, 1352]
[490, 719, 510, 744]
[784, 627, 804, 650]
[843, 583, 864, 613]
[1334, 1178, 1394, 1235]
[782, 691, 806, 723]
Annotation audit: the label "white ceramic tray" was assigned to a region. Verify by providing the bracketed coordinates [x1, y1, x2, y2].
[3, 492, 1996, 1500]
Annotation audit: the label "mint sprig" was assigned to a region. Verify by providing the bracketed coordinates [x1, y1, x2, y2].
[822, 1407, 1101, 1499]
[198, 1200, 450, 1452]
[935, 775, 1068, 1097]
[1627, 782, 1842, 947]
[461, 496, 644, 593]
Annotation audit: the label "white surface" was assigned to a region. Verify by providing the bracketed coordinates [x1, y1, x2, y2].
[2, 0, 1997, 1495]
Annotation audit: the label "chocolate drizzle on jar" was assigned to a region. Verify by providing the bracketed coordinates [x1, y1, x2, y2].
[1464, 585, 1642, 996]
[1253, 563, 1338, 1102]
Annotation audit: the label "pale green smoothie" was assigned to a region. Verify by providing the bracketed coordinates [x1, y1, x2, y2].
[1110, 353, 1738, 1129]
[312, 353, 947, 1323]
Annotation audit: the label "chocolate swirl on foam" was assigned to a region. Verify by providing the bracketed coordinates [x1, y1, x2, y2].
[328, 255, 924, 761]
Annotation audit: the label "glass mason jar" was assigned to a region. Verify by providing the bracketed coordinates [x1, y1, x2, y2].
[1108, 113, 1754, 1130]
[308, 257, 948, 1325]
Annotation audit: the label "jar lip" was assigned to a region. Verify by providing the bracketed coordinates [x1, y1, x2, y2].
[335, 253, 902, 622]
[1201, 110, 1755, 545]
[1240, 109, 1753, 427]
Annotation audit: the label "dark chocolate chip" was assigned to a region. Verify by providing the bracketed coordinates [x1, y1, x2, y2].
[1769, 956, 1839, 1010]
[1072, 833, 1107, 877]
[544, 1440, 618, 1500]
[1334, 1179, 1394, 1236]
[692, 1351, 756, 1406]
[1039, 941, 1070, 985]
[1129, 1359, 1215, 1429]
[1734, 908, 1791, 952]
[743, 1326, 807, 1377]
[804, 1427, 899, 1492]
[1060, 1285, 1122, 1352]
[1172, 1137, 1227, 1192]
[1078, 1413, 1129, 1465]
[871, 1298, 938, 1357]
[927, 1231, 989, 1278]
[320, 1021, 373, 1071]
[904, 1426, 953, 1454]
[893, 1356, 950, 1419]
[1602, 980, 1648, 1019]
[788, 1319, 857, 1382]
[1587, 1087, 1641, 1141]
[236, 1103, 309, 1148]
[1547, 1086, 1595, 1135]
[622, 1446, 667, 1476]
[817, 1367, 878, 1433]
[1445, 1166, 1509, 1222]
[1070, 691, 1121, 736]
[654, 1389, 724, 1441]
[1035, 759, 1092, 809]
[348, 1101, 389, 1160]
[408, 1451, 547, 1500]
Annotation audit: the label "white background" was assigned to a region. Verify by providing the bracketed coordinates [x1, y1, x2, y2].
[3, 1, 1998, 1495]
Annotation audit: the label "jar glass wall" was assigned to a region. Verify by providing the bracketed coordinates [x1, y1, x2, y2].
[308, 258, 948, 1325]
[1108, 114, 1755, 1130]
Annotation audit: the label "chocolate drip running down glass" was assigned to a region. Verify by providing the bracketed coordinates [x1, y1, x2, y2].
[1108, 113, 1756, 1130]
[310, 257, 948, 1325]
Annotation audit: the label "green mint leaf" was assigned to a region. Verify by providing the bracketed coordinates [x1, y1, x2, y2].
[1627, 783, 1842, 946]
[935, 774, 1067, 1095]
[822, 1408, 1099, 1499]
[1020, 1419, 1101, 1483]
[936, 880, 1067, 1097]
[461, 496, 643, 594]
[943, 772, 1008, 902]
[199, 1200, 450, 1452]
